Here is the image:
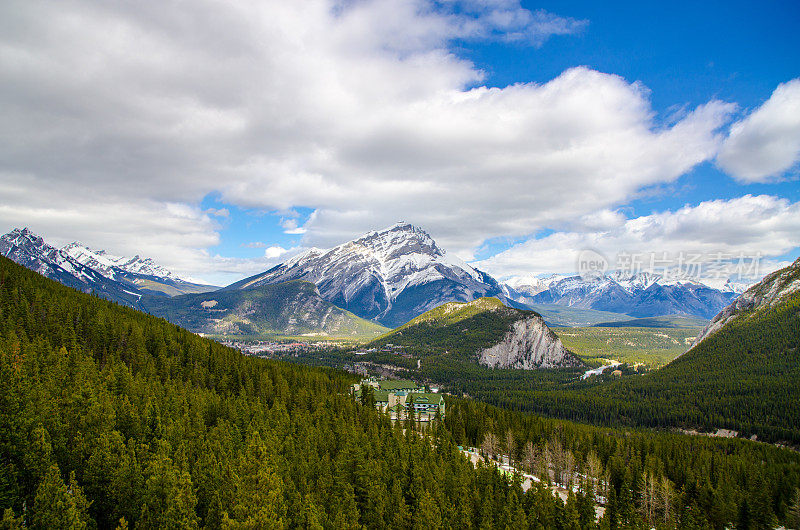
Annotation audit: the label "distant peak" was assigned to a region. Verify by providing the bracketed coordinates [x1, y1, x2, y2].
[63, 241, 87, 250]
[9, 227, 34, 236]
[4, 227, 44, 243]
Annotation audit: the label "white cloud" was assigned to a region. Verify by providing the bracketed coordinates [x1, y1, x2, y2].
[477, 195, 800, 278]
[717, 78, 800, 182]
[264, 245, 291, 259]
[205, 208, 230, 218]
[0, 0, 748, 281]
[280, 218, 307, 235]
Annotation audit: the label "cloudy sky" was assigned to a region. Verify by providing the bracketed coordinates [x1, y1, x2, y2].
[1, 0, 799, 285]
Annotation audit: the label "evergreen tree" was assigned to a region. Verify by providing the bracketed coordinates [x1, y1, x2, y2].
[30, 465, 90, 530]
[138, 448, 199, 529]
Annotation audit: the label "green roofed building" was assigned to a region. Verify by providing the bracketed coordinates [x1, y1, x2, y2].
[351, 378, 444, 421]
[374, 379, 421, 392]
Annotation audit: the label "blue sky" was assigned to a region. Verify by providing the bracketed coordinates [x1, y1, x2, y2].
[197, 0, 800, 281]
[1, 0, 798, 284]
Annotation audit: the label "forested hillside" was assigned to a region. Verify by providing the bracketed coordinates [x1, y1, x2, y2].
[433, 290, 800, 444]
[444, 397, 800, 529]
[140, 279, 387, 340]
[2, 255, 800, 529]
[371, 297, 526, 357]
[371, 297, 582, 369]
[0, 256, 562, 528]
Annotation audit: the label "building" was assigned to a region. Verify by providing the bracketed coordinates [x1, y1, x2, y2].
[352, 378, 445, 421]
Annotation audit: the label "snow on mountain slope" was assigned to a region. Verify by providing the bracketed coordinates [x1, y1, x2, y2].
[1, 228, 214, 304]
[62, 242, 201, 283]
[503, 272, 745, 319]
[0, 228, 143, 305]
[226, 223, 506, 327]
[503, 274, 563, 297]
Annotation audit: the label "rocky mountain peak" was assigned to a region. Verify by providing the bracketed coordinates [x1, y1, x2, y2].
[353, 222, 443, 261]
[5, 227, 46, 247]
[62, 241, 181, 281]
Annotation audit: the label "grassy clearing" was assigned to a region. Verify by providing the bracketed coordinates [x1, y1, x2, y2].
[553, 326, 703, 368]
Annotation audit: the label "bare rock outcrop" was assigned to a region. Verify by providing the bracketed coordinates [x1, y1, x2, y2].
[479, 316, 584, 370]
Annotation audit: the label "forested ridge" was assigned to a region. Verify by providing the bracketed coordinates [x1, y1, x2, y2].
[0, 255, 561, 528]
[2, 254, 800, 529]
[421, 290, 800, 444]
[362, 286, 800, 444]
[370, 297, 544, 361]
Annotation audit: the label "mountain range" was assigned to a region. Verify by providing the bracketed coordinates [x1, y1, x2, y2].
[1, 224, 748, 332]
[571, 255, 800, 442]
[503, 271, 747, 319]
[0, 228, 216, 306]
[689, 255, 800, 349]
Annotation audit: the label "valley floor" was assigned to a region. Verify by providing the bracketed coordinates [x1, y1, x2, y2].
[552, 325, 702, 369]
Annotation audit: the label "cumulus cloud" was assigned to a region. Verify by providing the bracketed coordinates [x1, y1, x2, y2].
[477, 195, 800, 278]
[0, 171, 221, 276]
[0, 0, 744, 281]
[280, 218, 307, 235]
[717, 78, 800, 182]
[264, 245, 292, 259]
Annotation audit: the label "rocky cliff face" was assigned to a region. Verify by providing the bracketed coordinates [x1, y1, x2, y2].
[479, 315, 584, 369]
[689, 257, 800, 350]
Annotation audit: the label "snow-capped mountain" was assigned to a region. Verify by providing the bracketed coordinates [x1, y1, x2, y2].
[225, 222, 506, 326]
[503, 274, 564, 298]
[0, 228, 143, 305]
[0, 228, 215, 304]
[503, 272, 748, 319]
[63, 242, 183, 282]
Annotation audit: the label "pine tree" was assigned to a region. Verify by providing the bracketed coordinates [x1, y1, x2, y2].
[787, 489, 800, 530]
[222, 431, 286, 529]
[138, 448, 199, 529]
[0, 508, 23, 530]
[30, 464, 90, 530]
[414, 490, 442, 530]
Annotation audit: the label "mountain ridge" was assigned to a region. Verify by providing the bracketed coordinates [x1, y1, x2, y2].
[371, 297, 584, 370]
[141, 279, 388, 339]
[689, 256, 800, 350]
[0, 227, 217, 303]
[504, 271, 744, 319]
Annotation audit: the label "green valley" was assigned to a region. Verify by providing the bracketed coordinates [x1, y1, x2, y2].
[553, 325, 702, 368]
